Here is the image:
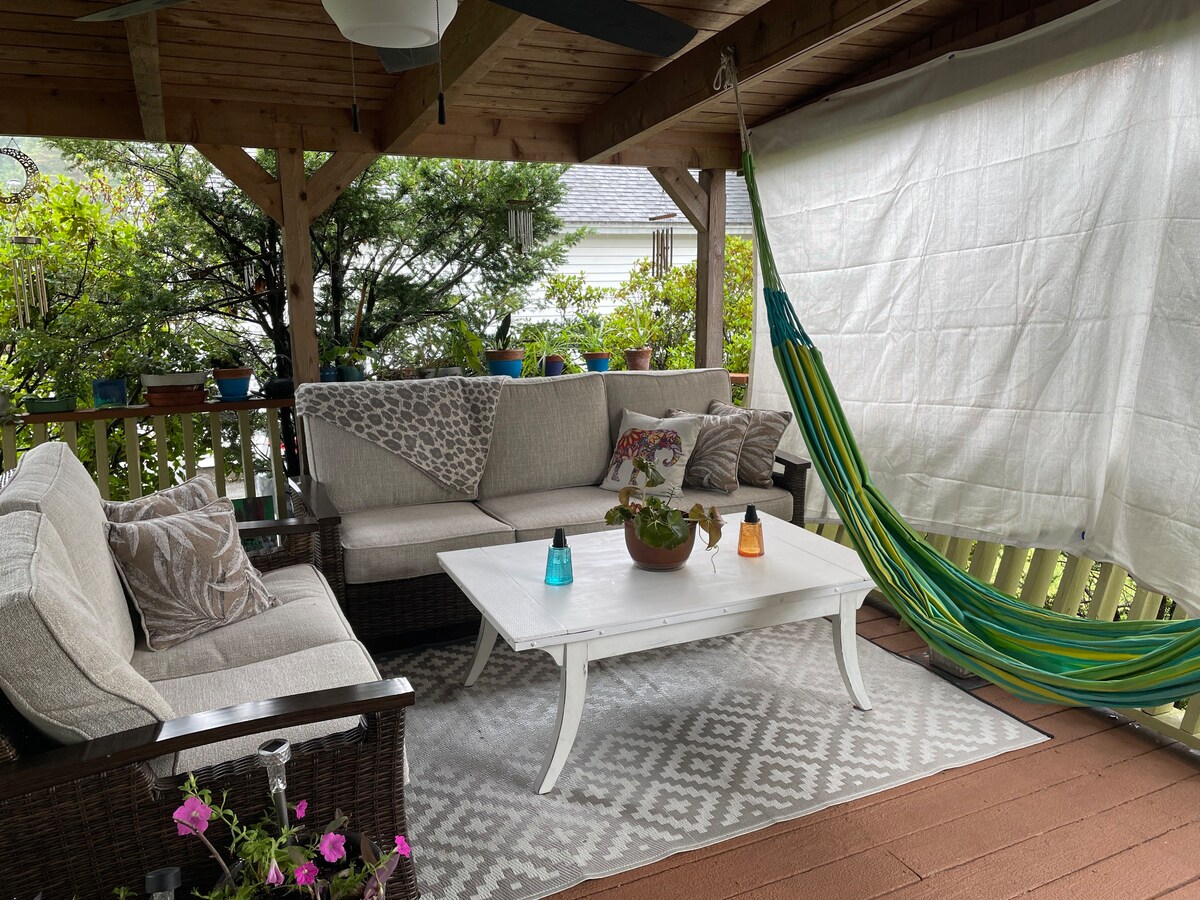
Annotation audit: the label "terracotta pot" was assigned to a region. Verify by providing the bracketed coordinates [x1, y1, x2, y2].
[212, 366, 253, 380]
[624, 519, 697, 571]
[623, 347, 652, 371]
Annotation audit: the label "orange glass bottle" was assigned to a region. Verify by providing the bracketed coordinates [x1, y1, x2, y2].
[738, 504, 765, 557]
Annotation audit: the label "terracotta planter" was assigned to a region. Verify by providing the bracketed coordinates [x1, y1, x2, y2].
[624, 519, 697, 571]
[623, 347, 652, 371]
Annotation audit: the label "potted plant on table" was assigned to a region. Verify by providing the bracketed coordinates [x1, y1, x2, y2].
[209, 349, 254, 401]
[526, 323, 571, 377]
[621, 304, 655, 371]
[483, 313, 524, 377]
[574, 319, 611, 372]
[605, 457, 723, 571]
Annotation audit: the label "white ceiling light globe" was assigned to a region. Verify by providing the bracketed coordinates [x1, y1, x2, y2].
[322, 0, 458, 48]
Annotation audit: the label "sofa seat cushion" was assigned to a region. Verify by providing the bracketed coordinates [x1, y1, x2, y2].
[0, 511, 174, 745]
[341, 502, 515, 583]
[478, 483, 793, 544]
[151, 641, 379, 776]
[0, 442, 136, 659]
[133, 565, 354, 682]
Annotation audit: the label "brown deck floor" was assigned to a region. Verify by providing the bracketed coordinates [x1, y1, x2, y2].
[548, 603, 1200, 900]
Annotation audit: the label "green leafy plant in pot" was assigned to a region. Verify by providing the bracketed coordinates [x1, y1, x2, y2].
[621, 304, 655, 371]
[604, 457, 723, 571]
[483, 313, 525, 377]
[574, 319, 611, 372]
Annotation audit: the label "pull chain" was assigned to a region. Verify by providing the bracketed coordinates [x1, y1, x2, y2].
[436, 0, 446, 125]
[350, 43, 361, 133]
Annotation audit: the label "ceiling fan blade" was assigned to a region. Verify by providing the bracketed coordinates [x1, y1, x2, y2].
[375, 44, 442, 73]
[76, 0, 195, 22]
[489, 0, 696, 57]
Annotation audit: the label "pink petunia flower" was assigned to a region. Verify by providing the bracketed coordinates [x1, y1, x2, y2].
[294, 799, 308, 820]
[319, 831, 347, 863]
[394, 835, 411, 858]
[173, 795, 213, 836]
[294, 861, 319, 887]
[266, 859, 284, 886]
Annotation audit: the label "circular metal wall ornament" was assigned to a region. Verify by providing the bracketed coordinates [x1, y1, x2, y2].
[0, 147, 39, 205]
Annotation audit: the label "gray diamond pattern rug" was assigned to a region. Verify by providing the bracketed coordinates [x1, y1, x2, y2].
[377, 621, 1046, 900]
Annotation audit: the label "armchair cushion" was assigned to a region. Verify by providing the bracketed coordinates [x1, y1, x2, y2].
[0, 511, 175, 745]
[107, 498, 279, 651]
[340, 502, 515, 583]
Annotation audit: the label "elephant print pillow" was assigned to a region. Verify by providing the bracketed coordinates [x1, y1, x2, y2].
[601, 409, 702, 497]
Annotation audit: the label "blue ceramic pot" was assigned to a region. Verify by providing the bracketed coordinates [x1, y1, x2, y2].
[486, 354, 523, 378]
[542, 356, 566, 377]
[320, 366, 338, 382]
[92, 378, 127, 409]
[337, 365, 364, 382]
[584, 354, 611, 372]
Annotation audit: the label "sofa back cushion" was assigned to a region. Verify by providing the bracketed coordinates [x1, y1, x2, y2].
[479, 373, 611, 499]
[304, 415, 471, 513]
[0, 510, 174, 744]
[603, 369, 733, 443]
[0, 442, 136, 659]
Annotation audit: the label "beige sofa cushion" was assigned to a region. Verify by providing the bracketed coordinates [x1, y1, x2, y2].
[305, 415, 471, 514]
[602, 369, 732, 443]
[0, 442, 136, 659]
[340, 502, 515, 583]
[478, 373, 611, 499]
[133, 565, 352, 682]
[0, 511, 174, 744]
[152, 640, 378, 776]
[477, 483, 792, 543]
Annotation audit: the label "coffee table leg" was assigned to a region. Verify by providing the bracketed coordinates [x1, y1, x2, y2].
[536, 642, 588, 794]
[464, 618, 499, 687]
[832, 592, 873, 711]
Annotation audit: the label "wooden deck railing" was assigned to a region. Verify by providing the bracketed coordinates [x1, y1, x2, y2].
[0, 398, 295, 515]
[807, 522, 1197, 749]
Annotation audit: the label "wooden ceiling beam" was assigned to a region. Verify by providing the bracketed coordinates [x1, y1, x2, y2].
[648, 167, 708, 231]
[577, 0, 929, 163]
[194, 144, 284, 224]
[307, 152, 376, 221]
[379, 0, 540, 154]
[124, 12, 166, 142]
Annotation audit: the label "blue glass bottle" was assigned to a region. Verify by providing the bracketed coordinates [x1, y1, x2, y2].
[545, 527, 573, 585]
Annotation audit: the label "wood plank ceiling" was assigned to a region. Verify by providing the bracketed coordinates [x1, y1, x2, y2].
[0, 0, 1101, 166]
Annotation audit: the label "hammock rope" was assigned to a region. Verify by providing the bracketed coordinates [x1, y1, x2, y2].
[722, 53, 1200, 707]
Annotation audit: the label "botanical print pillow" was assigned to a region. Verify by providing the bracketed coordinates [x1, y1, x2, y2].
[107, 498, 278, 650]
[601, 409, 701, 497]
[667, 407, 750, 494]
[708, 400, 793, 488]
[105, 473, 219, 523]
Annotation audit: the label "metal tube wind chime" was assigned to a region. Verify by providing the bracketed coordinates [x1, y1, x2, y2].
[507, 199, 534, 255]
[650, 212, 675, 279]
[2, 146, 47, 329]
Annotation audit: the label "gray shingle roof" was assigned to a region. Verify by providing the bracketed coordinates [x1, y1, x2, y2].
[556, 165, 752, 227]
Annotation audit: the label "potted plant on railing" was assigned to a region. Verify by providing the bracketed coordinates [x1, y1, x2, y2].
[209, 349, 254, 401]
[621, 304, 655, 371]
[483, 313, 524, 377]
[141, 353, 209, 407]
[526, 323, 571, 377]
[604, 457, 723, 571]
[574, 320, 611, 372]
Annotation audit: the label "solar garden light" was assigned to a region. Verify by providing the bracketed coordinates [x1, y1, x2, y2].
[145, 866, 181, 899]
[257, 737, 293, 841]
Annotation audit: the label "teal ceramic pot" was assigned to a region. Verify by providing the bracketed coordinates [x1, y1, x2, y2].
[337, 365, 364, 382]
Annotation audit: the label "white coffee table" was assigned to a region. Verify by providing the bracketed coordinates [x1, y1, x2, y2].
[437, 512, 875, 794]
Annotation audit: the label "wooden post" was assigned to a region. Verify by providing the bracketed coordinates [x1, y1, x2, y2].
[696, 168, 726, 369]
[277, 147, 320, 386]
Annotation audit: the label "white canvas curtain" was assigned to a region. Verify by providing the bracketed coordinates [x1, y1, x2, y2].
[748, 0, 1200, 611]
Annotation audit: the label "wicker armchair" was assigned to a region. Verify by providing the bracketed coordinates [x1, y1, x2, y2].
[0, 678, 418, 899]
[301, 452, 811, 650]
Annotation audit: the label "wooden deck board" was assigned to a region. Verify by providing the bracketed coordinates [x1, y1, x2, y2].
[549, 609, 1200, 900]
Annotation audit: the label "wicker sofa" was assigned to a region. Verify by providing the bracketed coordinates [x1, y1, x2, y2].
[300, 369, 811, 647]
[0, 442, 418, 899]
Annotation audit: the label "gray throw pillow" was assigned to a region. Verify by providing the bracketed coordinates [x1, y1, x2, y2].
[107, 497, 278, 651]
[105, 473, 219, 523]
[667, 407, 750, 494]
[708, 400, 792, 488]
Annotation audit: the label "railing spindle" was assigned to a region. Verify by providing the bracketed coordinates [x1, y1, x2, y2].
[967, 541, 1001, 582]
[124, 418, 142, 499]
[209, 411, 226, 497]
[181, 414, 196, 479]
[1019, 548, 1059, 607]
[62, 421, 78, 455]
[94, 420, 110, 500]
[1052, 554, 1094, 616]
[1088, 562, 1128, 621]
[267, 408, 286, 518]
[1, 424, 16, 471]
[927, 533, 951, 555]
[994, 545, 1030, 596]
[237, 410, 256, 501]
[1128, 586, 1163, 621]
[31, 423, 47, 446]
[153, 415, 170, 490]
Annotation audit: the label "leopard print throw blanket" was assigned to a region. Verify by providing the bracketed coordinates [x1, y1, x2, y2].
[295, 377, 506, 495]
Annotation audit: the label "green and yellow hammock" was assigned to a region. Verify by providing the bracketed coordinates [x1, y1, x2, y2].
[742, 145, 1200, 709]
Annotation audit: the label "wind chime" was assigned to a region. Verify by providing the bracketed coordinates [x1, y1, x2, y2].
[650, 212, 675, 279]
[2, 145, 47, 329]
[507, 199, 534, 255]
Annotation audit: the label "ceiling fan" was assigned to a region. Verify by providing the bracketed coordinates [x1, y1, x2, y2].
[76, 0, 698, 72]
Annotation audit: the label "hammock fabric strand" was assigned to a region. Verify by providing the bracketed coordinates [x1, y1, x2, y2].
[743, 148, 1200, 708]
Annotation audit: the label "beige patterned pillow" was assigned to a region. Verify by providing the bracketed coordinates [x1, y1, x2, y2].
[105, 474, 219, 523]
[708, 400, 792, 488]
[667, 407, 750, 494]
[107, 498, 278, 650]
